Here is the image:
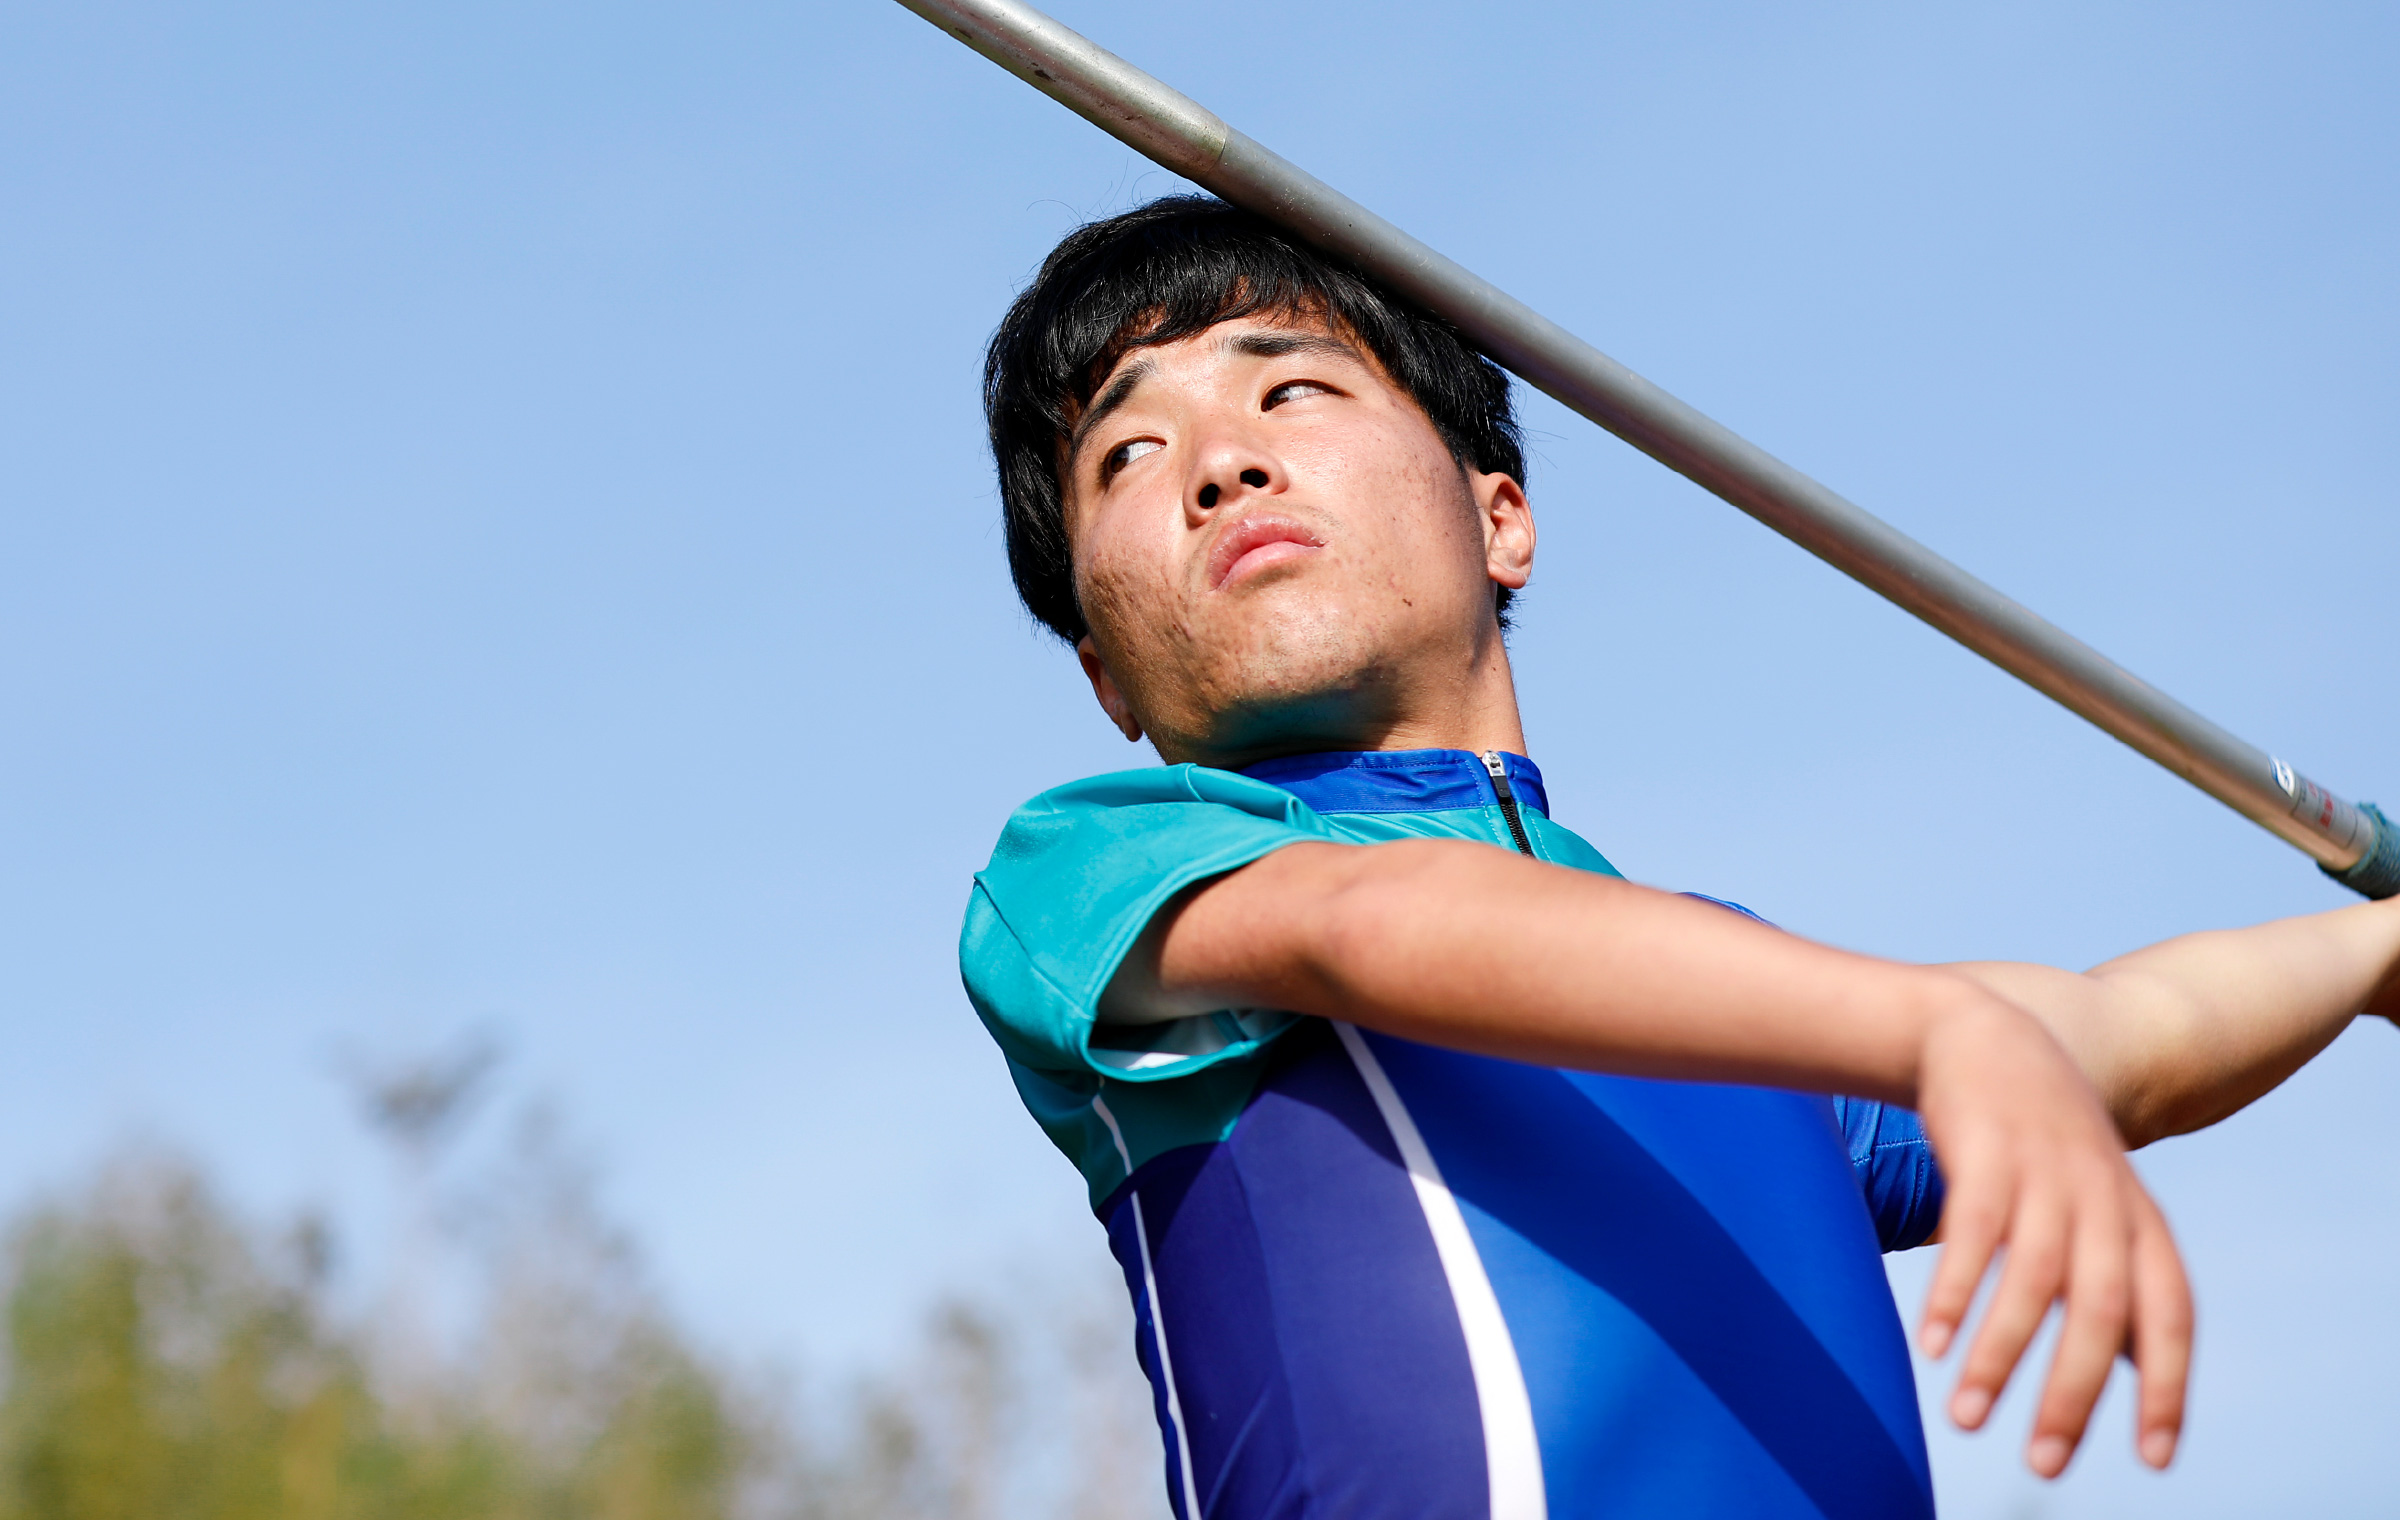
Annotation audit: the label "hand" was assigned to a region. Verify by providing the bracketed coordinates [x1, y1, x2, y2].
[1912, 988, 2193, 1478]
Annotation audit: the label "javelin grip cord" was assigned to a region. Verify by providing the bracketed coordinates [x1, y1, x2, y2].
[894, 0, 2396, 899]
[2335, 805, 2400, 898]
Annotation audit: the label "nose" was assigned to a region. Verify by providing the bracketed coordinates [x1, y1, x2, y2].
[1196, 468, 1269, 510]
[1186, 413, 1286, 523]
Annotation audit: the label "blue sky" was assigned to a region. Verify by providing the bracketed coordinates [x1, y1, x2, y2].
[3, 0, 2396, 1512]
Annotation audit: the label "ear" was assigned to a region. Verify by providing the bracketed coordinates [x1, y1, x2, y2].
[1473, 470, 1534, 593]
[1076, 635, 1146, 743]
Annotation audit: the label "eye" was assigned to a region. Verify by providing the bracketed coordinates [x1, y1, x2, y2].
[1103, 438, 1163, 480]
[1263, 380, 1333, 410]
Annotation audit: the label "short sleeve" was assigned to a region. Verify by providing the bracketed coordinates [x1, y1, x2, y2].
[1830, 1096, 1948, 1252]
[960, 764, 1337, 1086]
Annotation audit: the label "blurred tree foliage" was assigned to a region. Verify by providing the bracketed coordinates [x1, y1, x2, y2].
[0, 1145, 1162, 1520]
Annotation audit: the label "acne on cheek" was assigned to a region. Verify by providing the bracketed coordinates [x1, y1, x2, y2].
[1074, 565, 1138, 637]
[1075, 556, 1194, 678]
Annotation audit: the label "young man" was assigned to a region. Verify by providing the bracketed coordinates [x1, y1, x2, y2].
[959, 196, 2400, 1519]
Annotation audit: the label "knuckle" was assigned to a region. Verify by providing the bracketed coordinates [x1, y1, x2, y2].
[1949, 1196, 2008, 1239]
[2078, 1295, 2130, 1341]
[2076, 1258, 2131, 1305]
[2012, 1239, 2069, 1287]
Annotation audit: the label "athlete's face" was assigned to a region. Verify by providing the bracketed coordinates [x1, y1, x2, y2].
[1062, 315, 1534, 768]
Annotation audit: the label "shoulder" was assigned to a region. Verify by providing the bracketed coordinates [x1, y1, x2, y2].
[961, 765, 1339, 1082]
[981, 763, 1332, 883]
[999, 762, 1319, 832]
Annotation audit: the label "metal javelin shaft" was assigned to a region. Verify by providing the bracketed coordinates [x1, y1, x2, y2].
[894, 0, 2400, 899]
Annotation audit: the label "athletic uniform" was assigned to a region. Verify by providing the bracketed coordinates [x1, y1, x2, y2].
[961, 749, 1946, 1520]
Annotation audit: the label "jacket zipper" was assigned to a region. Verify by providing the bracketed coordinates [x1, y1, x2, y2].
[1478, 750, 1537, 857]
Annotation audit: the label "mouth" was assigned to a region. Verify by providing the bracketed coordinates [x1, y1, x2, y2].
[1207, 514, 1326, 591]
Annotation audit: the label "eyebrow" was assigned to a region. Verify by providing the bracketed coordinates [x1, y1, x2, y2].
[1223, 329, 1368, 365]
[1066, 358, 1156, 473]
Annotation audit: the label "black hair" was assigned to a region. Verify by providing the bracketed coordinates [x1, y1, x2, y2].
[983, 195, 1526, 645]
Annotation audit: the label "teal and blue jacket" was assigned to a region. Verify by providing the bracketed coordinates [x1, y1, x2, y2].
[961, 748, 1945, 1520]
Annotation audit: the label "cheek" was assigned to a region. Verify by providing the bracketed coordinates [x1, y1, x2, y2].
[1295, 419, 1479, 564]
[1073, 508, 1181, 641]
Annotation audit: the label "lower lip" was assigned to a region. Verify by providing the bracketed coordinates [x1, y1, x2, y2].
[1220, 540, 1318, 588]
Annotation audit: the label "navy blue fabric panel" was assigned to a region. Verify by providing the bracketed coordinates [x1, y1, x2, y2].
[1104, 1197, 1196, 1520]
[1370, 1037, 1934, 1520]
[1107, 1151, 1307, 1520]
[1241, 748, 1548, 819]
[1831, 1097, 1949, 1252]
[1108, 1025, 1488, 1520]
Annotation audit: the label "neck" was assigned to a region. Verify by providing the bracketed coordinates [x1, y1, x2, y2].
[1162, 630, 1529, 770]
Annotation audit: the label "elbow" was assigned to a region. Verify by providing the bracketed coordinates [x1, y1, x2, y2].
[2111, 1095, 2177, 1152]
[2117, 1072, 2260, 1151]
[2087, 972, 2236, 1149]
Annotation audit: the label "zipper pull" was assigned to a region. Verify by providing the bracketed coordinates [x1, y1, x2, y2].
[1478, 750, 1515, 802]
[1479, 751, 1537, 857]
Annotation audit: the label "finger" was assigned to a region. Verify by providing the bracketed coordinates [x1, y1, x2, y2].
[2023, 1181, 2133, 1478]
[1921, 1167, 2008, 1361]
[1952, 1187, 2070, 1433]
[2127, 1188, 2193, 1470]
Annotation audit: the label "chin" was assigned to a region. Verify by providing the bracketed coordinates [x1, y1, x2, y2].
[1182, 611, 1399, 756]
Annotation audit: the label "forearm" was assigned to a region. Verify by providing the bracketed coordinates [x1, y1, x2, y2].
[1115, 838, 1989, 1103]
[1955, 898, 2400, 1148]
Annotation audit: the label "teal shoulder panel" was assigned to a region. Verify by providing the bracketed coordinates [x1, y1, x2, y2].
[1312, 806, 1519, 851]
[1525, 810, 1624, 876]
[962, 763, 1333, 1082]
[963, 764, 1343, 1204]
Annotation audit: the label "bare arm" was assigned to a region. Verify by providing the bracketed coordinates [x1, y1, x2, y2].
[1108, 838, 2190, 1479]
[1954, 898, 2400, 1149]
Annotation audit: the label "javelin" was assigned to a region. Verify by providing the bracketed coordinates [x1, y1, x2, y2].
[894, 0, 2398, 900]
